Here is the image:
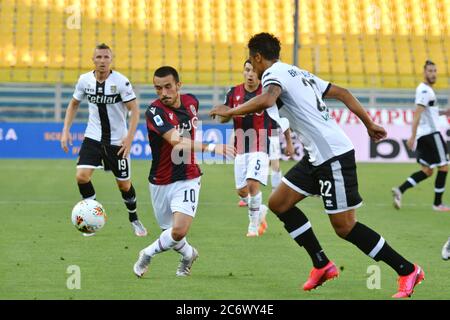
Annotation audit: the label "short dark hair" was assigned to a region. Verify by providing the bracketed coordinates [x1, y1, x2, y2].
[154, 66, 180, 82]
[248, 33, 281, 61]
[95, 43, 111, 51]
[244, 59, 251, 67]
[424, 59, 435, 70]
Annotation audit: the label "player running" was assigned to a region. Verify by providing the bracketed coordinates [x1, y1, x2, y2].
[133, 66, 235, 277]
[61, 43, 147, 237]
[220, 60, 294, 236]
[392, 60, 450, 212]
[210, 33, 424, 298]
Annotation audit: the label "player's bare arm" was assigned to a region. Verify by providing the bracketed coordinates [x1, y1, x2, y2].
[324, 84, 386, 142]
[162, 128, 236, 158]
[61, 98, 81, 153]
[407, 105, 425, 150]
[117, 99, 139, 158]
[210, 84, 281, 118]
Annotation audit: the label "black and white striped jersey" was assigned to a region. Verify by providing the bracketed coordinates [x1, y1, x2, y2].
[262, 61, 354, 166]
[72, 70, 136, 146]
[415, 82, 440, 140]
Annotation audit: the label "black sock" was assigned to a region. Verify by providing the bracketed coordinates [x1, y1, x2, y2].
[399, 171, 429, 193]
[121, 184, 138, 222]
[277, 207, 329, 268]
[78, 181, 96, 199]
[434, 171, 447, 206]
[345, 222, 414, 276]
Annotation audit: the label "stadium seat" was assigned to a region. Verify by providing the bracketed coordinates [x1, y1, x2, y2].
[0, 0, 448, 88]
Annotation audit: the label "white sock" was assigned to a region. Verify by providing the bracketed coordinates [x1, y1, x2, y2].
[248, 192, 262, 228]
[173, 237, 194, 260]
[271, 170, 282, 190]
[239, 196, 249, 204]
[143, 228, 179, 257]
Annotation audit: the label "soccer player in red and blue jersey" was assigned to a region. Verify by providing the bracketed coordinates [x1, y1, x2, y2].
[220, 60, 294, 237]
[133, 66, 235, 278]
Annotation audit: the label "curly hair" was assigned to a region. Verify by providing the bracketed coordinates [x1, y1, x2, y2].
[247, 33, 281, 60]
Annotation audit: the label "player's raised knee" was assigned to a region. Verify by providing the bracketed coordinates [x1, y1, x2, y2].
[171, 227, 188, 241]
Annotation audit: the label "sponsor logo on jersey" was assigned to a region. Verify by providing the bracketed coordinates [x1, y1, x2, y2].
[87, 94, 121, 104]
[236, 96, 240, 101]
[98, 87, 103, 93]
[169, 113, 174, 120]
[149, 107, 156, 115]
[154, 115, 164, 127]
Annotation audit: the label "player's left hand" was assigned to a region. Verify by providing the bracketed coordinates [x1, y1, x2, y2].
[209, 105, 232, 120]
[118, 136, 133, 158]
[284, 141, 295, 158]
[367, 123, 387, 142]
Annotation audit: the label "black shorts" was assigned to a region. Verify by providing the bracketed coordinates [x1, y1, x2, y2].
[77, 137, 131, 180]
[416, 132, 449, 168]
[283, 150, 363, 214]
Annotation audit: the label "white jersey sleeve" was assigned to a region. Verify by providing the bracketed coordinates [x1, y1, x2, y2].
[262, 68, 285, 90]
[119, 77, 136, 103]
[415, 85, 430, 107]
[73, 76, 86, 101]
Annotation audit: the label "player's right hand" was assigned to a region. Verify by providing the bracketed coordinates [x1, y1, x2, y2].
[60, 131, 72, 153]
[367, 123, 387, 142]
[215, 144, 236, 159]
[406, 136, 415, 150]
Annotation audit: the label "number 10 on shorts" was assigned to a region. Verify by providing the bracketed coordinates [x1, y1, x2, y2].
[183, 189, 196, 203]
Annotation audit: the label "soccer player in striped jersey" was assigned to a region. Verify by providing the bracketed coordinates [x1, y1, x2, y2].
[392, 60, 450, 212]
[61, 43, 147, 237]
[220, 60, 294, 237]
[133, 66, 235, 277]
[210, 33, 424, 298]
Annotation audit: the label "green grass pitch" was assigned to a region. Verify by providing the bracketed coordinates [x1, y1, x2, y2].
[1, 159, 449, 300]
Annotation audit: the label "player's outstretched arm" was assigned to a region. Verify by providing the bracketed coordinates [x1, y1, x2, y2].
[209, 84, 282, 119]
[162, 129, 236, 158]
[324, 84, 386, 142]
[118, 99, 140, 158]
[61, 98, 81, 153]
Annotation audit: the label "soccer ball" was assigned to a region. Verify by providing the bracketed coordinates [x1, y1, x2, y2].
[71, 199, 107, 234]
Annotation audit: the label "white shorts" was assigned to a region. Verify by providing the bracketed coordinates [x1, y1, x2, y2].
[234, 152, 269, 189]
[269, 136, 281, 161]
[149, 177, 201, 229]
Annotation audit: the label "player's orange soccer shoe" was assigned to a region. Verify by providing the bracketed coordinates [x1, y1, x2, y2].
[238, 199, 248, 207]
[392, 264, 425, 298]
[258, 205, 268, 236]
[303, 261, 339, 291]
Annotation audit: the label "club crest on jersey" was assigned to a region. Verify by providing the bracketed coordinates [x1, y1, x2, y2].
[153, 115, 164, 127]
[190, 104, 197, 115]
[110, 85, 117, 94]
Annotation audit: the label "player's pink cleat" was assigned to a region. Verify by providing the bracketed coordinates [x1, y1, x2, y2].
[238, 200, 248, 207]
[303, 261, 339, 291]
[432, 204, 450, 212]
[258, 204, 268, 236]
[392, 264, 425, 298]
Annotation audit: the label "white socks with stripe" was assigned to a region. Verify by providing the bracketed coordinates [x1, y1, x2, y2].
[143, 228, 193, 260]
[271, 170, 282, 190]
[248, 192, 262, 231]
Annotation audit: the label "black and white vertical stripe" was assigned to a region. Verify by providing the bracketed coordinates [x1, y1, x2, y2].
[95, 81, 111, 144]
